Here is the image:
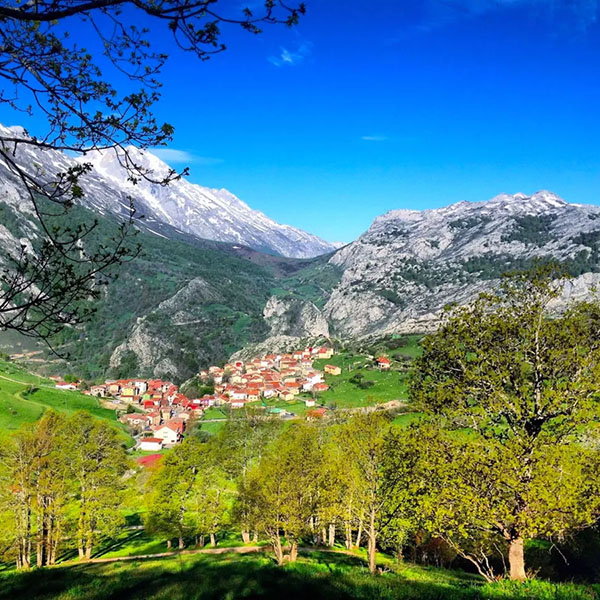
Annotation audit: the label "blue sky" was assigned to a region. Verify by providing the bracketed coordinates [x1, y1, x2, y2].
[4, 0, 600, 242]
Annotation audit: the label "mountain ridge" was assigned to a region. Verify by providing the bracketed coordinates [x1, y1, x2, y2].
[3, 125, 600, 380]
[0, 123, 338, 259]
[79, 145, 338, 258]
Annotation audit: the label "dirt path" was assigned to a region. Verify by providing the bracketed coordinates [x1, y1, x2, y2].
[83, 545, 358, 565]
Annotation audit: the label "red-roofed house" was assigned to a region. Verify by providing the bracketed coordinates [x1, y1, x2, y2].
[306, 407, 328, 420]
[318, 347, 334, 359]
[376, 356, 391, 370]
[313, 383, 330, 393]
[55, 381, 78, 391]
[140, 438, 163, 451]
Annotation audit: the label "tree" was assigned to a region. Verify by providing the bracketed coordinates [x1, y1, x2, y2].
[409, 267, 600, 580]
[214, 411, 281, 543]
[0, 1, 304, 343]
[63, 412, 129, 559]
[335, 412, 391, 573]
[241, 422, 322, 565]
[185, 464, 233, 548]
[144, 438, 201, 549]
[0, 411, 70, 569]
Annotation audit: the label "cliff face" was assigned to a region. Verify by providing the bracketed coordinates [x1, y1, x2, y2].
[263, 297, 330, 338]
[323, 192, 600, 337]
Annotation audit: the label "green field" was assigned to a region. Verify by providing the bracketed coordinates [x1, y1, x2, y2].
[0, 360, 133, 443]
[311, 347, 416, 410]
[0, 550, 597, 600]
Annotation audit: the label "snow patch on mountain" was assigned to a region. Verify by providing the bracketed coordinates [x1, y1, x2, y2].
[79, 146, 338, 258]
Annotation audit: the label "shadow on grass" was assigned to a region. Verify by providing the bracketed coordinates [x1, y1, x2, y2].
[2, 551, 597, 600]
[0, 551, 485, 600]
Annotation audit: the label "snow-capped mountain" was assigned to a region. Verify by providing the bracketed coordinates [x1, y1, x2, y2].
[0, 124, 338, 258]
[79, 146, 337, 258]
[321, 191, 600, 336]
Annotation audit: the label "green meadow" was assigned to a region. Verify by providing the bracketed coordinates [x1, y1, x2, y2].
[0, 360, 132, 443]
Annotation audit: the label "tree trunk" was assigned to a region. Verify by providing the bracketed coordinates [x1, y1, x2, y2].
[78, 543, 85, 559]
[167, 539, 172, 549]
[367, 510, 377, 574]
[328, 523, 335, 547]
[179, 536, 184, 549]
[210, 533, 216, 547]
[320, 528, 327, 546]
[36, 540, 43, 568]
[85, 541, 92, 560]
[508, 538, 526, 581]
[253, 531, 258, 543]
[36, 512, 43, 567]
[344, 522, 352, 550]
[241, 531, 251, 544]
[355, 521, 363, 549]
[272, 534, 284, 566]
[289, 541, 298, 562]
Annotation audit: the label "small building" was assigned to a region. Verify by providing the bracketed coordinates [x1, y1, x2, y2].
[89, 385, 107, 397]
[140, 438, 163, 452]
[121, 413, 151, 430]
[313, 383, 330, 393]
[55, 381, 78, 391]
[324, 364, 341, 376]
[306, 407, 328, 420]
[317, 347, 334, 359]
[305, 398, 316, 408]
[376, 356, 391, 370]
[153, 423, 182, 447]
[230, 398, 249, 409]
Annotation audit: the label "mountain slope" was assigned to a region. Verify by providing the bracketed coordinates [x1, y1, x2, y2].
[323, 191, 600, 336]
[0, 124, 337, 258]
[80, 146, 337, 258]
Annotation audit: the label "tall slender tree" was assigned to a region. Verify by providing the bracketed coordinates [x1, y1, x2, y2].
[63, 413, 129, 560]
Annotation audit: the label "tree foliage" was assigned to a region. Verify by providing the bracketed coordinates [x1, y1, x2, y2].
[0, 410, 128, 567]
[408, 266, 600, 580]
[0, 0, 304, 342]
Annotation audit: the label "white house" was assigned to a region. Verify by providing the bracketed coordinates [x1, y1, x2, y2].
[140, 437, 163, 452]
[55, 382, 78, 391]
[231, 389, 248, 401]
[230, 398, 248, 409]
[153, 424, 181, 446]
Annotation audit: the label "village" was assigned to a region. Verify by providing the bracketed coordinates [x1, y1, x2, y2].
[51, 346, 393, 452]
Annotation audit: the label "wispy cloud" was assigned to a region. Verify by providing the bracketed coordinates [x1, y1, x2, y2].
[387, 0, 600, 41]
[268, 41, 313, 67]
[361, 135, 388, 142]
[150, 148, 223, 166]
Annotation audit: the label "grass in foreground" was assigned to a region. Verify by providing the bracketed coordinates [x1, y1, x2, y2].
[1, 551, 598, 600]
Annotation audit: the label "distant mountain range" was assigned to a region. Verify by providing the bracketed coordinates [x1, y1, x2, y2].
[0, 124, 338, 259]
[2, 123, 600, 380]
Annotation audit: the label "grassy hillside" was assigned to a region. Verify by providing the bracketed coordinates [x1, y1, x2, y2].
[0, 550, 597, 600]
[0, 360, 132, 443]
[310, 336, 422, 409]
